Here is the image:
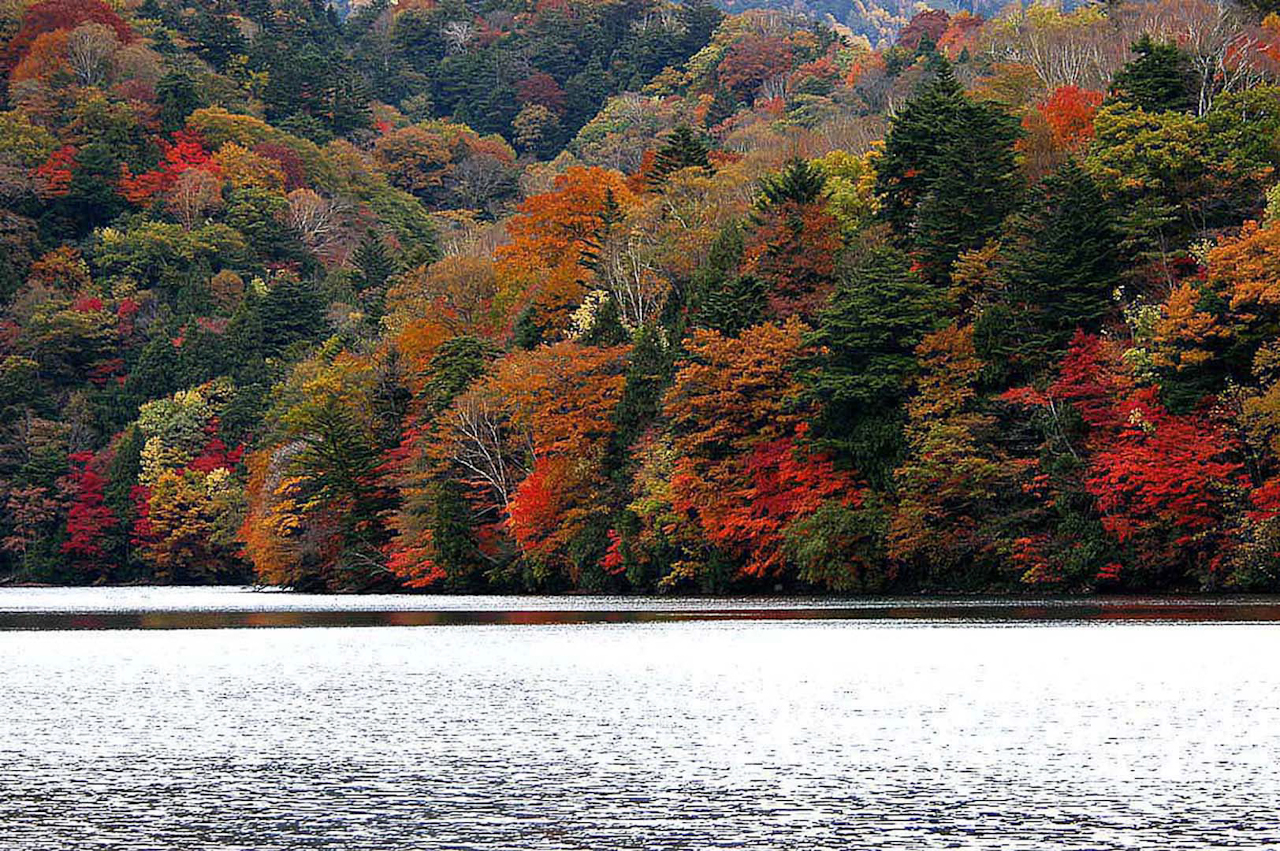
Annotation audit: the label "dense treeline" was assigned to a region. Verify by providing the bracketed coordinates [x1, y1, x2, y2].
[6, 0, 1280, 593]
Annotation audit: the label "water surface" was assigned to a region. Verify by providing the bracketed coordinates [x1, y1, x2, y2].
[1, 589, 1278, 849]
[3, 585, 1279, 629]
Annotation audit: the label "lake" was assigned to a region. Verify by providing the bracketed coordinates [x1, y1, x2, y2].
[1, 588, 1278, 849]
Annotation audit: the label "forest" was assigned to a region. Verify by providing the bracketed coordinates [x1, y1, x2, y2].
[4, 0, 1280, 593]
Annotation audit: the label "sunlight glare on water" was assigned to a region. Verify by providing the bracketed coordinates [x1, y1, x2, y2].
[0, 596, 1277, 849]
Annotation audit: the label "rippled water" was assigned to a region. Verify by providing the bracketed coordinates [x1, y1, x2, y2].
[2, 590, 1279, 849]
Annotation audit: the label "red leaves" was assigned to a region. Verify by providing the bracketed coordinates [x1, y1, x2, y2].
[188, 436, 244, 474]
[506, 456, 569, 561]
[1049, 333, 1245, 578]
[674, 430, 865, 579]
[119, 132, 217, 205]
[3, 0, 133, 76]
[1050, 330, 1134, 430]
[1086, 405, 1244, 545]
[61, 451, 117, 571]
[717, 35, 794, 98]
[517, 72, 566, 116]
[34, 145, 76, 197]
[601, 528, 625, 575]
[741, 201, 841, 319]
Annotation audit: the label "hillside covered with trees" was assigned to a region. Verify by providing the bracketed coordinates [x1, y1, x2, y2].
[5, 0, 1280, 593]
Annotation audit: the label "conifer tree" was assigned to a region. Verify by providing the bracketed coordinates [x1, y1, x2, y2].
[352, 229, 397, 293]
[261, 275, 325, 354]
[874, 58, 967, 235]
[806, 246, 942, 487]
[649, 124, 710, 185]
[1110, 35, 1195, 113]
[977, 159, 1120, 381]
[911, 104, 1021, 281]
[758, 157, 827, 208]
[875, 57, 1021, 283]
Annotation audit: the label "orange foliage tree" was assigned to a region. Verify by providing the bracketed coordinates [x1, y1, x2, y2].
[495, 166, 637, 335]
[660, 318, 865, 582]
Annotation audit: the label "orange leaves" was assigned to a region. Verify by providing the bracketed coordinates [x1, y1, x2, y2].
[661, 319, 864, 580]
[10, 28, 70, 85]
[1209, 218, 1280, 315]
[664, 317, 809, 457]
[507, 455, 587, 564]
[496, 343, 630, 571]
[499, 166, 635, 271]
[495, 166, 636, 335]
[3, 0, 132, 78]
[1040, 86, 1104, 152]
[1151, 280, 1228, 372]
[410, 341, 631, 579]
[387, 254, 499, 338]
[497, 342, 630, 457]
[394, 320, 452, 389]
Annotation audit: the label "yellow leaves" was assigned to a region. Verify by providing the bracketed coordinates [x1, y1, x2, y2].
[812, 149, 876, 235]
[28, 246, 92, 292]
[212, 142, 287, 193]
[384, 254, 499, 336]
[907, 324, 982, 425]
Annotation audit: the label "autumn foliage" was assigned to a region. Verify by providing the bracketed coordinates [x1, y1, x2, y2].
[8, 0, 1280, 596]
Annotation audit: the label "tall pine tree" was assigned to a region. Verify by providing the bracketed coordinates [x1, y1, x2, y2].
[976, 159, 1120, 382]
[806, 245, 942, 487]
[875, 58, 1022, 283]
[649, 124, 711, 185]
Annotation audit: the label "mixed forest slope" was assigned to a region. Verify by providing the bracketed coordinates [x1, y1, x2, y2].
[5, 0, 1280, 594]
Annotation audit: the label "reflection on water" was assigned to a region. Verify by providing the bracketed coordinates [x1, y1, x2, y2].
[1, 593, 1279, 849]
[3, 586, 1280, 629]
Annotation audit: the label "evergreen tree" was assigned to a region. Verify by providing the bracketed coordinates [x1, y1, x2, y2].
[875, 57, 1021, 282]
[432, 479, 486, 589]
[704, 86, 737, 130]
[63, 143, 125, 234]
[422, 336, 496, 414]
[911, 103, 1022, 281]
[352, 229, 397, 293]
[696, 275, 766, 336]
[977, 160, 1120, 382]
[609, 324, 675, 459]
[806, 246, 942, 487]
[874, 58, 967, 235]
[156, 71, 203, 133]
[194, 13, 248, 70]
[758, 157, 827, 208]
[1110, 35, 1196, 113]
[261, 275, 325, 354]
[649, 124, 710, 185]
[512, 305, 546, 350]
[126, 324, 180, 404]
